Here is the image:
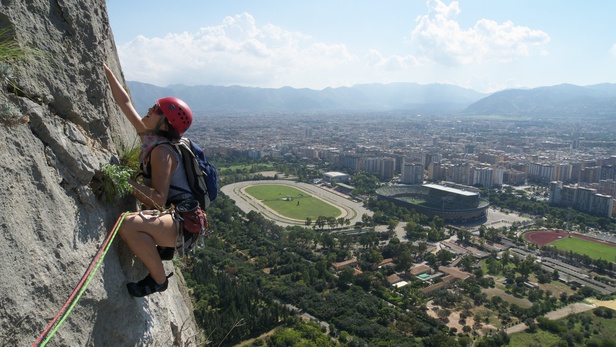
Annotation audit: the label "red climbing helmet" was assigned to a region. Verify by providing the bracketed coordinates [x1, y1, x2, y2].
[157, 97, 193, 135]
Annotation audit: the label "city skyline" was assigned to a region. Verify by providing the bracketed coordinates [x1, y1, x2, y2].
[106, 0, 616, 93]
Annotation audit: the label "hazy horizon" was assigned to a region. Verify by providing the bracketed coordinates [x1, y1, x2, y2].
[107, 0, 616, 93]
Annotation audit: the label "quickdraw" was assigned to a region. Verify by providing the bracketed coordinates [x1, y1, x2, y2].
[32, 212, 128, 347]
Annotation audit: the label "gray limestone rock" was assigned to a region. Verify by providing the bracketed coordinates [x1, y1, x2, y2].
[0, 1, 200, 346]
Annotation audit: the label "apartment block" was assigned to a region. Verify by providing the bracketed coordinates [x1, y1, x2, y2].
[549, 181, 613, 218]
[401, 162, 425, 184]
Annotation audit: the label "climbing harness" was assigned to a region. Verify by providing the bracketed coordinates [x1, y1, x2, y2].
[32, 212, 128, 347]
[130, 181, 208, 257]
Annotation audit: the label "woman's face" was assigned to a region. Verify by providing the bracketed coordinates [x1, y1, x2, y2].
[143, 104, 167, 131]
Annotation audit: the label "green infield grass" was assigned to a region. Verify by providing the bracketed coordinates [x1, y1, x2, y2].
[244, 184, 341, 220]
[549, 237, 616, 262]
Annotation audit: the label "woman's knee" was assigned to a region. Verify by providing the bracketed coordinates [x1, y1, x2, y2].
[118, 214, 139, 240]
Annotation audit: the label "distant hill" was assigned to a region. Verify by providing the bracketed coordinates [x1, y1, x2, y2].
[127, 81, 616, 118]
[127, 81, 487, 116]
[463, 83, 616, 118]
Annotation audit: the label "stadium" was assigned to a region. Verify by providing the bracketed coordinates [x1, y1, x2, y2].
[375, 183, 490, 222]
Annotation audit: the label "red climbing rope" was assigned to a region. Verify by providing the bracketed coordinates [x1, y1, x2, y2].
[32, 212, 128, 347]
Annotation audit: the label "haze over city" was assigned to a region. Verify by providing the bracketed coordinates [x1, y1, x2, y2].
[106, 0, 616, 93]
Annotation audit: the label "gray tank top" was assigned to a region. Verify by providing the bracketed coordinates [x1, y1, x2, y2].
[143, 144, 193, 205]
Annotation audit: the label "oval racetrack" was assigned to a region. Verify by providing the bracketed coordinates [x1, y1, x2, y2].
[221, 180, 371, 227]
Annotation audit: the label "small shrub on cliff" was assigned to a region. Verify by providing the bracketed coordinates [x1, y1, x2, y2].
[92, 145, 140, 204]
[103, 164, 134, 203]
[0, 100, 21, 122]
[99, 163, 135, 203]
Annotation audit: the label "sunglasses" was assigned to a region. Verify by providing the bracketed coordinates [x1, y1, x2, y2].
[152, 104, 164, 116]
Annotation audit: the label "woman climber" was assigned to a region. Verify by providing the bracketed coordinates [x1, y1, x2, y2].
[104, 63, 198, 297]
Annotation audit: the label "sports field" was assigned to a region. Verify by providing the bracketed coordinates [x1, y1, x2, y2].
[549, 237, 616, 262]
[244, 184, 341, 220]
[525, 230, 616, 262]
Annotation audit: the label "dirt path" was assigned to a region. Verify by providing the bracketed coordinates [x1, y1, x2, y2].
[544, 302, 595, 319]
[587, 298, 616, 310]
[506, 301, 598, 334]
[235, 327, 278, 346]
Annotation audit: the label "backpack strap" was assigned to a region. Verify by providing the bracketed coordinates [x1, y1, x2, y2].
[142, 141, 193, 206]
[168, 141, 193, 194]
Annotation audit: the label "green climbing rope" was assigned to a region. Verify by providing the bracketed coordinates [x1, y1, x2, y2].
[32, 212, 128, 347]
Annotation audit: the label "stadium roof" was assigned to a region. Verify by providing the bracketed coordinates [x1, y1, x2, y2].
[324, 172, 349, 177]
[423, 183, 478, 197]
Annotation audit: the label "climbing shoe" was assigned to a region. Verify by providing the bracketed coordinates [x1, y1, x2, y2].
[157, 246, 175, 261]
[126, 273, 173, 297]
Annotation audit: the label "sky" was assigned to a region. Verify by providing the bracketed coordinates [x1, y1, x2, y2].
[106, 0, 616, 93]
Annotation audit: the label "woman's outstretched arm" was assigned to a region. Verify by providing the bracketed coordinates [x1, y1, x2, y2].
[103, 63, 147, 135]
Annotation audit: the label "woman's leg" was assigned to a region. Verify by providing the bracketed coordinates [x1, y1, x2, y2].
[118, 212, 178, 284]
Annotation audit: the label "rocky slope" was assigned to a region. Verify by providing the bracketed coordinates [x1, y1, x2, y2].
[0, 1, 199, 346]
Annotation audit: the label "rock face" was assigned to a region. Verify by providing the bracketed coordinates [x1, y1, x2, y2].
[0, 1, 199, 346]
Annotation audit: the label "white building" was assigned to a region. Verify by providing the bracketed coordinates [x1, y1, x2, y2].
[323, 172, 350, 183]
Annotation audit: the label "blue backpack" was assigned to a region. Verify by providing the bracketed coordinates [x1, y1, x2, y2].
[172, 138, 218, 208]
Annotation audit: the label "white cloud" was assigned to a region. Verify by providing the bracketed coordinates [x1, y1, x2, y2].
[409, 0, 550, 66]
[366, 49, 419, 71]
[117, 12, 357, 88]
[116, 3, 557, 90]
[611, 44, 616, 58]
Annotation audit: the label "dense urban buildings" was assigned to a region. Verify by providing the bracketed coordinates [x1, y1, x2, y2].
[192, 112, 616, 217]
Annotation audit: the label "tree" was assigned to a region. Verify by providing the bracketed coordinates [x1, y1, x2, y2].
[487, 258, 502, 276]
[338, 267, 355, 288]
[321, 233, 336, 249]
[459, 255, 475, 272]
[405, 221, 426, 240]
[337, 217, 346, 229]
[364, 250, 384, 268]
[359, 232, 378, 249]
[315, 216, 326, 230]
[387, 219, 399, 234]
[500, 250, 510, 266]
[457, 228, 471, 244]
[517, 256, 537, 279]
[437, 308, 451, 322]
[395, 250, 414, 272]
[436, 249, 454, 264]
[361, 213, 373, 227]
[431, 216, 444, 229]
[478, 225, 487, 237]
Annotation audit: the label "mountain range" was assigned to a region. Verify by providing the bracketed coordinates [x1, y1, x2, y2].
[127, 81, 616, 118]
